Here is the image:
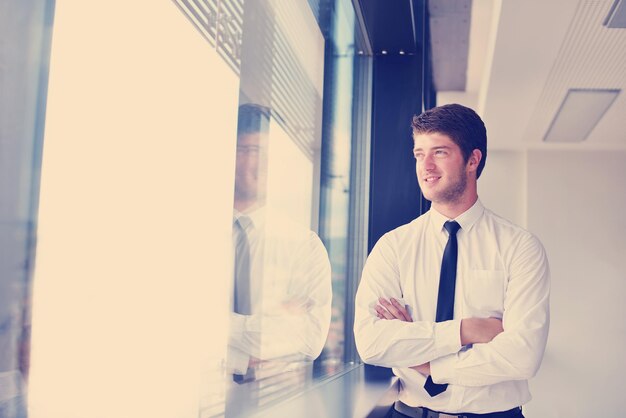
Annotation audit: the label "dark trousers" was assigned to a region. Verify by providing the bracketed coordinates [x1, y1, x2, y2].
[384, 405, 525, 418]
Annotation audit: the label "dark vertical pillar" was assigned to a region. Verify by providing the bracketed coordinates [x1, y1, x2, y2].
[363, 0, 436, 379]
[368, 53, 424, 252]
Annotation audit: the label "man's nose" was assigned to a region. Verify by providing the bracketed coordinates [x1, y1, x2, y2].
[422, 154, 436, 170]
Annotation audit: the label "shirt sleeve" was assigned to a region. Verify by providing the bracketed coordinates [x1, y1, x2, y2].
[430, 233, 550, 386]
[354, 233, 462, 368]
[228, 231, 332, 362]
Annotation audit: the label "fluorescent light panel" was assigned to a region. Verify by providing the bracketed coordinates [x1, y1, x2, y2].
[543, 89, 620, 143]
[604, 0, 626, 28]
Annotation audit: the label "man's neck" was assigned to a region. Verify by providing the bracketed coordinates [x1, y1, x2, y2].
[432, 193, 478, 219]
[234, 198, 265, 213]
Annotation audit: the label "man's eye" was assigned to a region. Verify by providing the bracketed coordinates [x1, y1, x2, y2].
[237, 147, 260, 153]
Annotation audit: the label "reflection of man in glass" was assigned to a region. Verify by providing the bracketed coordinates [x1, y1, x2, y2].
[228, 104, 332, 384]
[233, 105, 269, 213]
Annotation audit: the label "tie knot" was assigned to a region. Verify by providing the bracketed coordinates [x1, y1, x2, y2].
[444, 221, 461, 236]
[235, 215, 252, 230]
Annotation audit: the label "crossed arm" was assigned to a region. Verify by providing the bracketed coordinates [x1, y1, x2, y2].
[354, 232, 550, 387]
[375, 297, 504, 376]
[228, 231, 332, 370]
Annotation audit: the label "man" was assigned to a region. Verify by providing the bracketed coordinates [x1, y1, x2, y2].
[354, 104, 550, 418]
[227, 103, 332, 382]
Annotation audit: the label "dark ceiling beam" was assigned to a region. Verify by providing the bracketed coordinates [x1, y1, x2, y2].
[354, 0, 419, 55]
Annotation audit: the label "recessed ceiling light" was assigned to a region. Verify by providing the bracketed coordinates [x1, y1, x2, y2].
[543, 89, 620, 143]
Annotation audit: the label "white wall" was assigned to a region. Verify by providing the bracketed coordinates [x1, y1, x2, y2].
[525, 149, 626, 418]
[484, 149, 626, 418]
[478, 149, 526, 227]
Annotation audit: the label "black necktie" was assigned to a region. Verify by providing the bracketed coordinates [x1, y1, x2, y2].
[233, 216, 252, 315]
[424, 220, 461, 397]
[233, 216, 255, 383]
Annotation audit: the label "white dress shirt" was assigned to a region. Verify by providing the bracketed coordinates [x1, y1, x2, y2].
[354, 199, 550, 414]
[228, 207, 332, 374]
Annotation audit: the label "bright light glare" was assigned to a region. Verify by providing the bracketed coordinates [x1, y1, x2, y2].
[28, 1, 239, 417]
[266, 122, 314, 227]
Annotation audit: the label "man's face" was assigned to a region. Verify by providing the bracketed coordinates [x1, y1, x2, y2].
[234, 132, 269, 203]
[412, 132, 473, 205]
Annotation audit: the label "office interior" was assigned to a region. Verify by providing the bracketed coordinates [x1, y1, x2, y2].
[1, 0, 625, 417]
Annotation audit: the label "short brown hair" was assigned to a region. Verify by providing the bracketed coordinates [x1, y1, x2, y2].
[237, 103, 270, 136]
[411, 104, 487, 178]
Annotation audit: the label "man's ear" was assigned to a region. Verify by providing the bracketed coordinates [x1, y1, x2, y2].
[467, 149, 482, 173]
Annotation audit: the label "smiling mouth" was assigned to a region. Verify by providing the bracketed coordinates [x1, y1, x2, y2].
[424, 176, 441, 183]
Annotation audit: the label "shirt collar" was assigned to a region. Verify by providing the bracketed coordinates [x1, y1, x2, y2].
[429, 198, 485, 233]
[233, 205, 266, 229]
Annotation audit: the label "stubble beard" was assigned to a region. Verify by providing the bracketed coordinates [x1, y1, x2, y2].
[424, 170, 468, 206]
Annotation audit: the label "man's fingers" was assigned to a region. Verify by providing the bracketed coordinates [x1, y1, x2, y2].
[375, 304, 395, 320]
[377, 298, 412, 322]
[390, 298, 412, 322]
[378, 298, 402, 319]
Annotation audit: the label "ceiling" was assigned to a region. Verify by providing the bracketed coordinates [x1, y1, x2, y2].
[356, 0, 419, 55]
[438, 0, 626, 150]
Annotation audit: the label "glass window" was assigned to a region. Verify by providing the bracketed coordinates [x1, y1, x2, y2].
[0, 1, 54, 417]
[12, 0, 374, 417]
[29, 2, 240, 417]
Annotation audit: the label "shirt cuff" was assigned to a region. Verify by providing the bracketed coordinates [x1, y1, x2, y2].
[226, 345, 250, 374]
[229, 312, 247, 341]
[433, 319, 462, 357]
[430, 351, 457, 384]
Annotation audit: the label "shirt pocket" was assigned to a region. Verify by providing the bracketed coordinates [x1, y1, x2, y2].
[466, 269, 506, 317]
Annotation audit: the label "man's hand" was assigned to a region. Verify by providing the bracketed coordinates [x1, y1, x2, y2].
[375, 297, 412, 322]
[375, 299, 504, 377]
[282, 296, 313, 314]
[376, 298, 431, 375]
[460, 317, 504, 345]
[410, 363, 430, 376]
[409, 318, 503, 379]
